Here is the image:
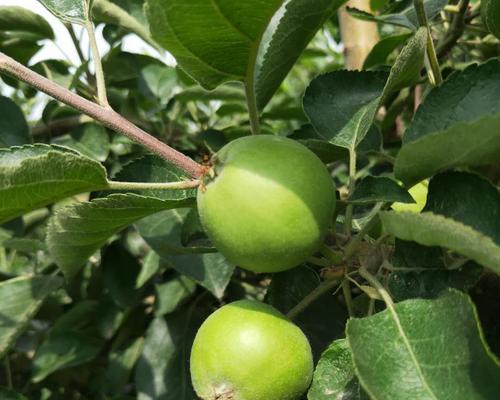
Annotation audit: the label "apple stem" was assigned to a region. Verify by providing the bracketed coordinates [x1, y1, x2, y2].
[0, 52, 204, 178]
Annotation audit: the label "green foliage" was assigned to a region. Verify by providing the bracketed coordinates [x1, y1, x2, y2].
[482, 0, 500, 39]
[347, 290, 500, 399]
[0, 0, 499, 398]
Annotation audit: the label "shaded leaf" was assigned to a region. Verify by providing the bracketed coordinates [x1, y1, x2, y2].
[104, 338, 145, 396]
[135, 306, 209, 400]
[0, 389, 28, 400]
[32, 332, 105, 383]
[136, 209, 233, 299]
[349, 176, 414, 204]
[347, 290, 500, 399]
[0, 275, 62, 359]
[266, 266, 348, 359]
[347, 0, 447, 30]
[53, 123, 110, 162]
[0, 96, 31, 147]
[102, 242, 142, 308]
[155, 275, 197, 316]
[363, 33, 413, 69]
[47, 194, 193, 279]
[423, 171, 500, 244]
[388, 240, 482, 301]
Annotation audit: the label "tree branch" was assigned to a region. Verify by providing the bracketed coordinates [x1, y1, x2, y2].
[32, 115, 93, 137]
[437, 0, 471, 59]
[0, 52, 204, 178]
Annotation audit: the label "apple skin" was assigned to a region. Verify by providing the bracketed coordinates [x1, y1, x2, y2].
[197, 135, 336, 273]
[190, 300, 314, 400]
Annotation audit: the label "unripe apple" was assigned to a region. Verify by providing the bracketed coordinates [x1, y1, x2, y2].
[190, 300, 313, 400]
[197, 135, 336, 273]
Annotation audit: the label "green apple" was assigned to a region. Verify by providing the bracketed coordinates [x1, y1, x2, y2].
[190, 300, 313, 400]
[392, 181, 428, 213]
[197, 135, 335, 273]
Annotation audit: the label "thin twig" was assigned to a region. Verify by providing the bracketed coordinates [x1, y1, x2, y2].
[32, 115, 94, 137]
[437, 0, 471, 59]
[0, 52, 204, 178]
[358, 266, 395, 308]
[342, 279, 355, 317]
[344, 148, 357, 236]
[85, 19, 109, 107]
[414, 0, 443, 86]
[66, 23, 94, 85]
[4, 356, 13, 389]
[286, 278, 339, 320]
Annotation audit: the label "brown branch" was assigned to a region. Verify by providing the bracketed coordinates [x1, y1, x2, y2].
[437, 0, 471, 59]
[32, 115, 93, 137]
[0, 52, 204, 178]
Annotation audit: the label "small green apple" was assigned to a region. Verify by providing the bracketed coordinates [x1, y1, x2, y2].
[392, 181, 428, 213]
[197, 135, 336, 273]
[190, 300, 313, 400]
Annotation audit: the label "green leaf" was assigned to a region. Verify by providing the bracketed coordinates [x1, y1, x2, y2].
[347, 290, 500, 400]
[140, 64, 178, 102]
[104, 338, 144, 396]
[254, 0, 343, 109]
[136, 251, 165, 288]
[380, 211, 500, 274]
[0, 144, 108, 224]
[0, 96, 31, 147]
[37, 0, 93, 25]
[363, 33, 413, 69]
[155, 275, 197, 316]
[0, 389, 28, 400]
[348, 176, 414, 204]
[266, 265, 320, 314]
[0, 275, 62, 359]
[146, 0, 339, 109]
[0, 6, 54, 40]
[136, 209, 233, 299]
[388, 240, 482, 301]
[482, 0, 500, 39]
[396, 59, 500, 185]
[423, 171, 500, 244]
[93, 0, 158, 48]
[32, 332, 105, 383]
[266, 266, 348, 358]
[46, 194, 193, 279]
[135, 306, 209, 400]
[308, 339, 367, 400]
[174, 85, 246, 104]
[102, 242, 142, 308]
[53, 123, 110, 162]
[347, 0, 447, 30]
[303, 70, 387, 149]
[382, 27, 427, 97]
